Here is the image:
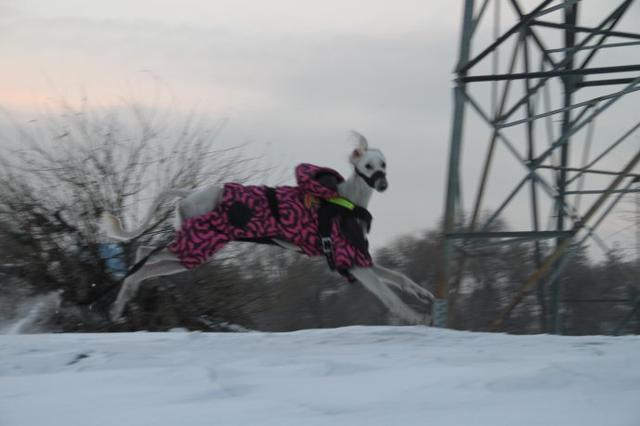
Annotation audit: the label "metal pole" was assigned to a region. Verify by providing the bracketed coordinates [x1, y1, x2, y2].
[636, 178, 640, 277]
[531, 19, 640, 40]
[447, 25, 522, 305]
[522, 32, 546, 332]
[550, 1, 578, 335]
[460, 64, 640, 83]
[435, 0, 475, 328]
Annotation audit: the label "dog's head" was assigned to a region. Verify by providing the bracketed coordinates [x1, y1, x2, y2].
[349, 131, 388, 192]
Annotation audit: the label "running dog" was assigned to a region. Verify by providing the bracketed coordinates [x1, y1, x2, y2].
[101, 132, 434, 324]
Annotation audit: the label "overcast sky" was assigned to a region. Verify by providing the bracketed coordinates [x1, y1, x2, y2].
[1, 0, 638, 256]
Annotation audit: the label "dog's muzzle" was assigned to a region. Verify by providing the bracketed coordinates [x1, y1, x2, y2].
[375, 174, 388, 192]
[357, 169, 388, 192]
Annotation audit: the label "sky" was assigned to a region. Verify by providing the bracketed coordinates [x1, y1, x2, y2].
[0, 0, 639, 257]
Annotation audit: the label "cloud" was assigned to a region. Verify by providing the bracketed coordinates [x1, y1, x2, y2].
[1, 14, 454, 115]
[3, 0, 459, 36]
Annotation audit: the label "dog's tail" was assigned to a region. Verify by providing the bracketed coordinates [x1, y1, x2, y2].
[100, 189, 190, 242]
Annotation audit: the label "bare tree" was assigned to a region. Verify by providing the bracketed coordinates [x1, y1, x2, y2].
[0, 98, 255, 330]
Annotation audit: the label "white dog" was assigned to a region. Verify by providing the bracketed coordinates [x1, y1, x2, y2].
[101, 132, 434, 324]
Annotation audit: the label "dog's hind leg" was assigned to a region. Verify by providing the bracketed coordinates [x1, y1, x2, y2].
[370, 265, 435, 306]
[134, 246, 156, 263]
[110, 249, 186, 322]
[349, 267, 428, 325]
[134, 246, 181, 265]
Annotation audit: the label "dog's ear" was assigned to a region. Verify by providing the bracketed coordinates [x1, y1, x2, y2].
[350, 130, 369, 151]
[349, 131, 368, 164]
[349, 148, 362, 165]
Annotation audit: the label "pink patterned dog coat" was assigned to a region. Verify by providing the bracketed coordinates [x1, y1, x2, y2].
[168, 164, 373, 274]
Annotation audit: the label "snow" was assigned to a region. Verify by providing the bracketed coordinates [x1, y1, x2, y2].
[1, 326, 639, 426]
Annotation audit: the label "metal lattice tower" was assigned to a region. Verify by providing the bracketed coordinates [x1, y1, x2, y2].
[436, 0, 640, 333]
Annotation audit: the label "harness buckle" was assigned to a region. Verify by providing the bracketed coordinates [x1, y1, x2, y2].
[321, 237, 336, 271]
[321, 237, 333, 254]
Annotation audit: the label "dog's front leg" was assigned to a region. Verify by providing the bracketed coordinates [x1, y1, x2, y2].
[349, 267, 428, 325]
[371, 265, 435, 305]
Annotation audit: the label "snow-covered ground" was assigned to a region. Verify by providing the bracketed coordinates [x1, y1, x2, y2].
[1, 326, 639, 426]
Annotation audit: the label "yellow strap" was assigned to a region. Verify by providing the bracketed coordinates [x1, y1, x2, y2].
[327, 196, 355, 210]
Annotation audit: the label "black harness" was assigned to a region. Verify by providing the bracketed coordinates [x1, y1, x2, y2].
[317, 198, 372, 281]
[227, 187, 373, 280]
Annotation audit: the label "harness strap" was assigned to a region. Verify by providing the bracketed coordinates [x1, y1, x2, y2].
[316, 197, 370, 281]
[265, 186, 280, 221]
[317, 202, 338, 270]
[326, 196, 355, 210]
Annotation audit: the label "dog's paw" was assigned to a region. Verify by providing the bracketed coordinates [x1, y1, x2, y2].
[99, 211, 118, 233]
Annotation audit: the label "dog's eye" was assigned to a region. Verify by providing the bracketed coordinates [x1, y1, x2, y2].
[365, 163, 373, 170]
[381, 162, 386, 169]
